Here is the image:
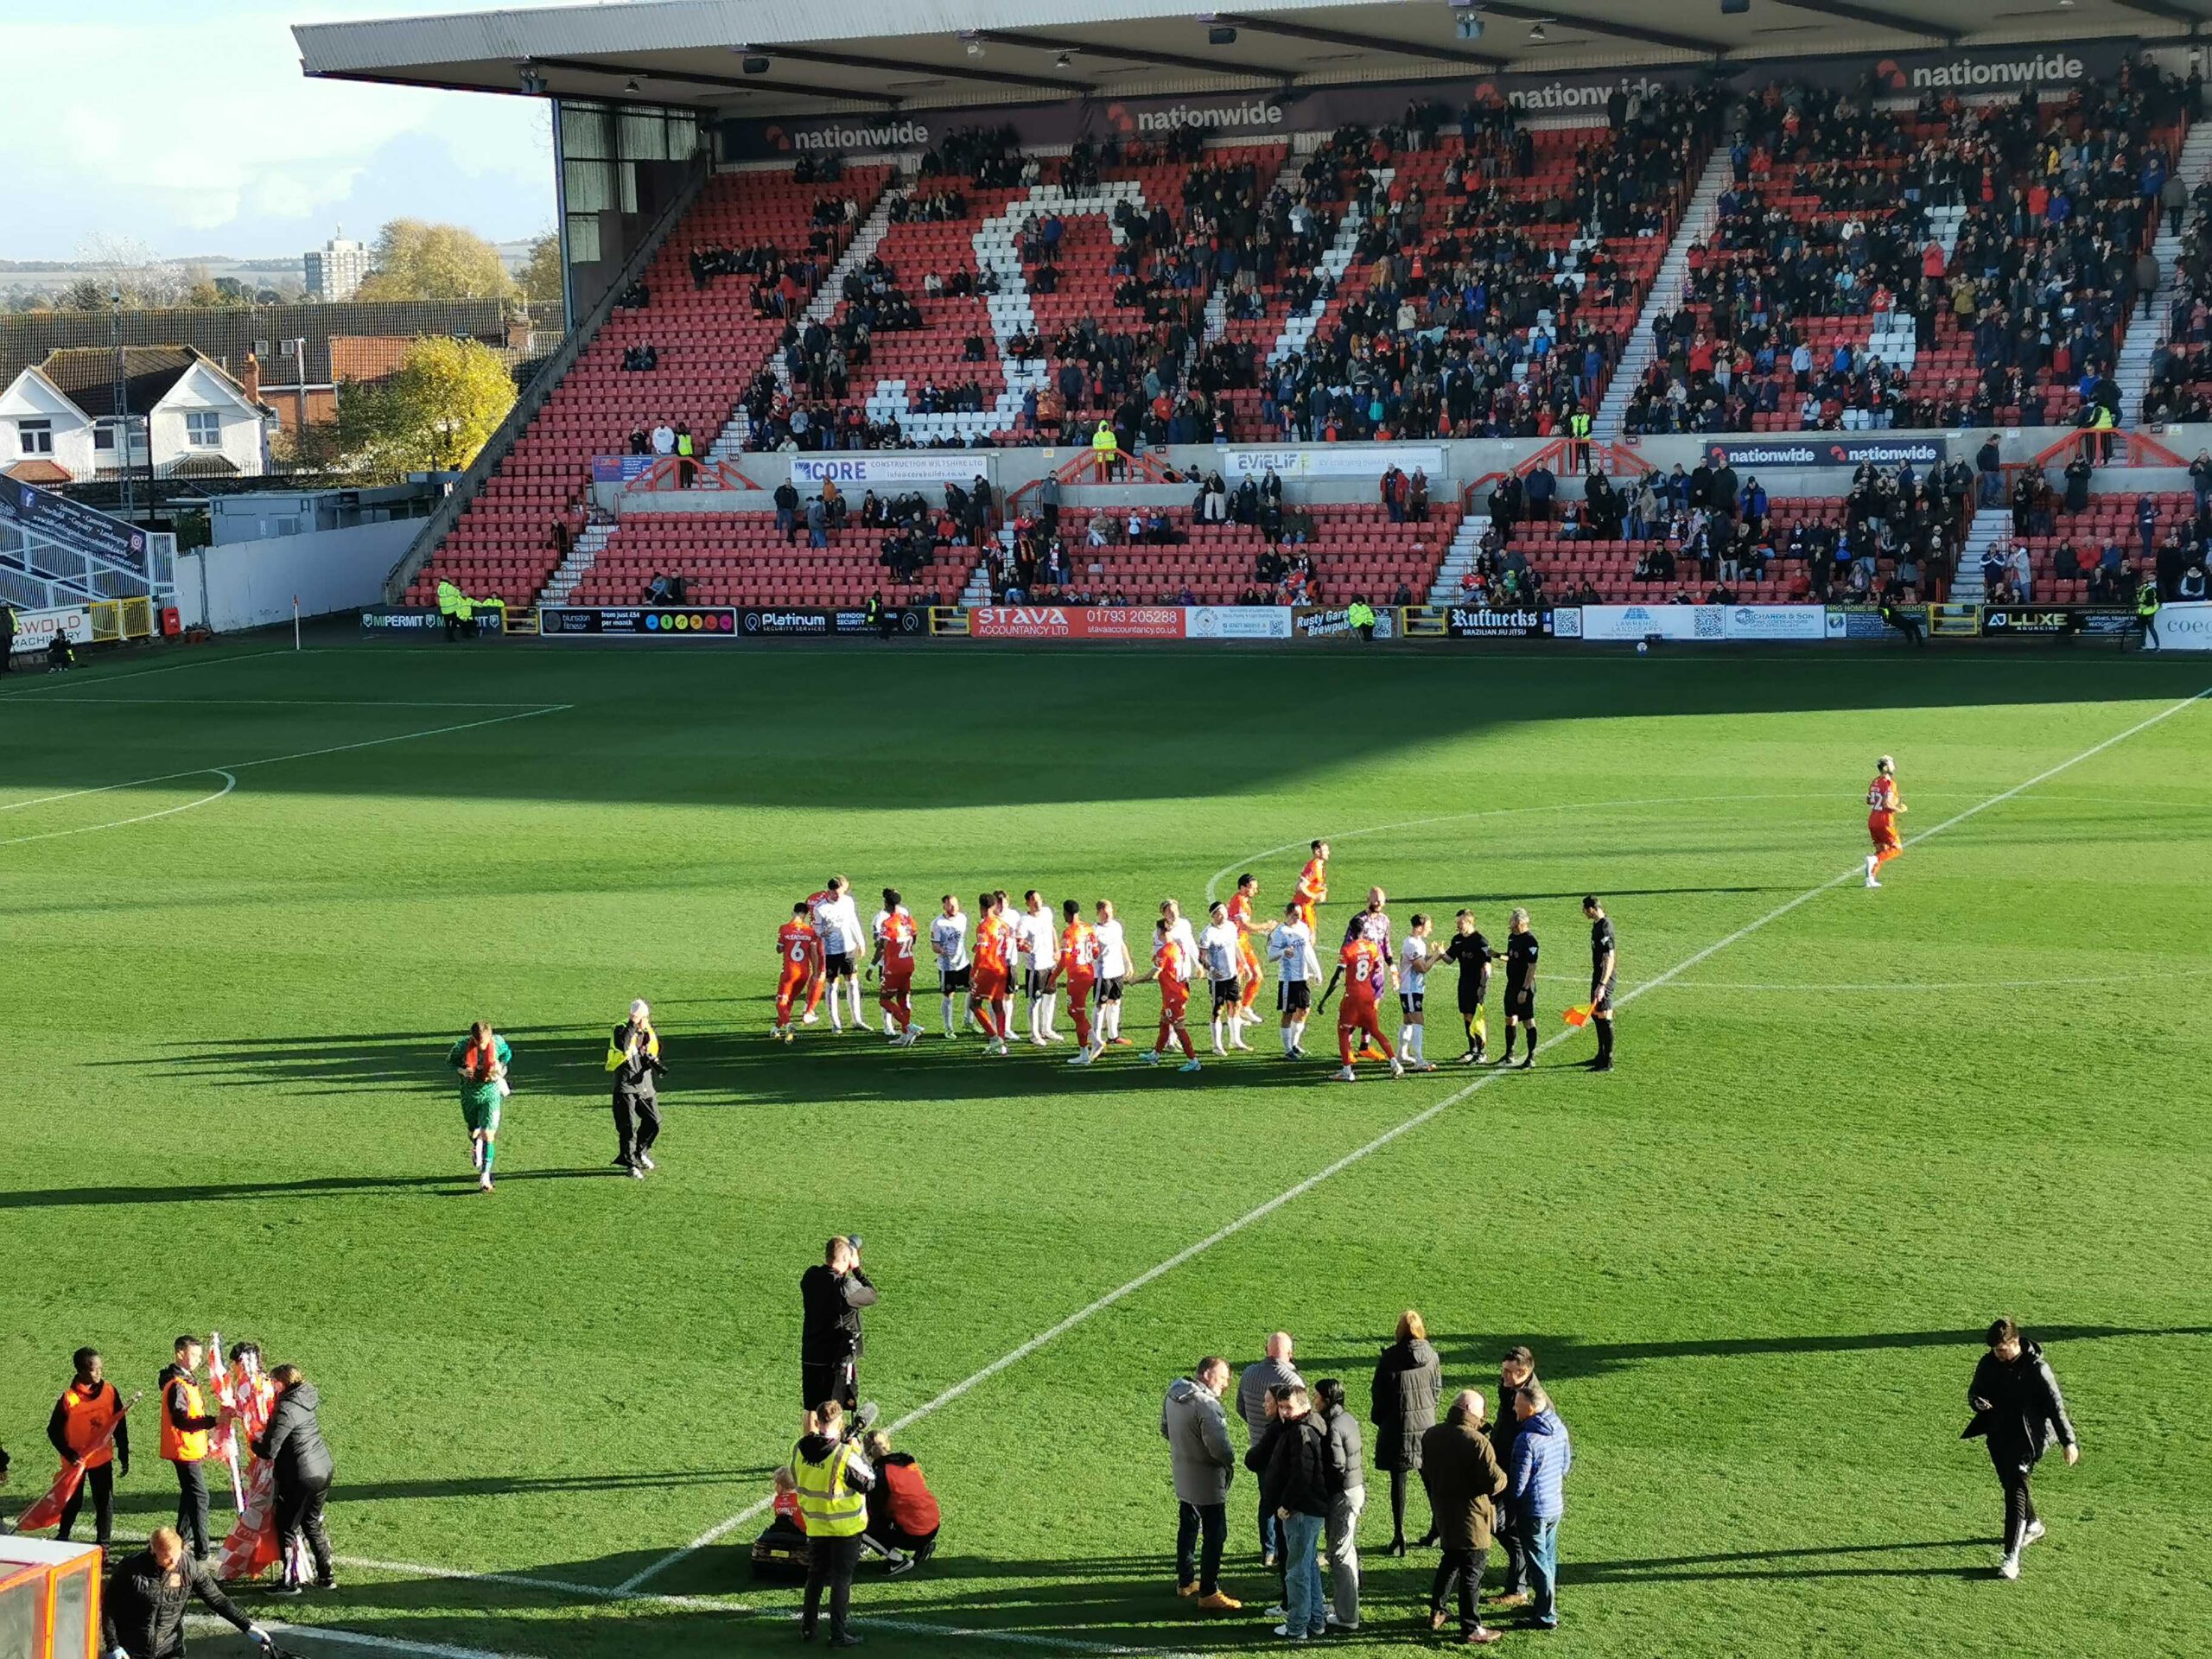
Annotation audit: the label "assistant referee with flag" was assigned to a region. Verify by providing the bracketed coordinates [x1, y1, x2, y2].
[607, 999, 664, 1178]
[1582, 897, 1617, 1072]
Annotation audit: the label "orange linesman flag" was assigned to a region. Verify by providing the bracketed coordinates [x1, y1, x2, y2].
[1561, 1004, 1594, 1027]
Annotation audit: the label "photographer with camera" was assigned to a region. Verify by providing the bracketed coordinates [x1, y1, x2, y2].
[793, 1401, 876, 1650]
[607, 999, 666, 1179]
[800, 1236, 878, 1410]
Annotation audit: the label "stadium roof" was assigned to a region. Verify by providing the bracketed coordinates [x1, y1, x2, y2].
[294, 0, 2206, 119]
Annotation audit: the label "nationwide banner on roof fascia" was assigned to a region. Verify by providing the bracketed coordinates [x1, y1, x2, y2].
[788, 454, 998, 488]
[0, 482, 149, 573]
[1696, 435, 1948, 470]
[1217, 446, 1447, 481]
[719, 45, 2136, 161]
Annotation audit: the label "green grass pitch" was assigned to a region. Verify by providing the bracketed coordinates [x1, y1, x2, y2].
[3, 637, 2210, 1659]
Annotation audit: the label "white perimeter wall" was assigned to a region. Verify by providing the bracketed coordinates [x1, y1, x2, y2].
[175, 517, 417, 633]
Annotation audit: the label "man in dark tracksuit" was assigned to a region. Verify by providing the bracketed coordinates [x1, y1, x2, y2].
[608, 999, 664, 1177]
[799, 1236, 878, 1409]
[104, 1527, 266, 1657]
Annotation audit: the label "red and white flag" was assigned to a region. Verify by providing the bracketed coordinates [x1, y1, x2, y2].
[13, 1390, 142, 1533]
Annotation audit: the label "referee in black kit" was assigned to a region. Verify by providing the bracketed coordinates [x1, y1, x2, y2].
[1444, 910, 1497, 1065]
[1497, 907, 1540, 1068]
[1583, 896, 1618, 1071]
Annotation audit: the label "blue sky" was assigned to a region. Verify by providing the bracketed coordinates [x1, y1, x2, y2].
[5, 1, 565, 261]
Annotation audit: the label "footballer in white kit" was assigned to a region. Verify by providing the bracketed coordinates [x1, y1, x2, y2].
[1198, 902, 1250, 1054]
[1396, 914, 1438, 1070]
[1091, 900, 1134, 1046]
[809, 877, 869, 1031]
[931, 894, 974, 1039]
[1267, 904, 1321, 1058]
[1017, 890, 1062, 1043]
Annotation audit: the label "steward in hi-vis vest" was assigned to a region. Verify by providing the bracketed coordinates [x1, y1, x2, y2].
[158, 1335, 221, 1558]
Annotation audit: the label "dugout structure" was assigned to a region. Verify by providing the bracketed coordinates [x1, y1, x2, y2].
[0, 1537, 99, 1659]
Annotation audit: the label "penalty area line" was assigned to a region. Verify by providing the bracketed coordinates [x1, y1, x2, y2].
[620, 683, 2210, 1598]
[0, 705, 572, 813]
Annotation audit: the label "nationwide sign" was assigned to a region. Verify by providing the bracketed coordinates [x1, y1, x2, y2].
[721, 45, 2133, 161]
[1700, 436, 1947, 470]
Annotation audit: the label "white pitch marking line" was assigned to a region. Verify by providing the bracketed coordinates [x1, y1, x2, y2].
[620, 684, 2210, 1596]
[0, 646, 308, 698]
[1201, 791, 1836, 901]
[186, 1615, 535, 1659]
[1656, 968, 2212, 993]
[22, 696, 563, 709]
[331, 1557, 1184, 1656]
[327, 1557, 743, 1610]
[0, 768, 234, 848]
[0, 705, 572, 813]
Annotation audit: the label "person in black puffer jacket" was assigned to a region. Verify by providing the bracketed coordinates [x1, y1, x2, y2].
[255, 1364, 335, 1592]
[1254, 1386, 1332, 1641]
[1963, 1319, 2079, 1580]
[1370, 1309, 1442, 1554]
[104, 1527, 266, 1657]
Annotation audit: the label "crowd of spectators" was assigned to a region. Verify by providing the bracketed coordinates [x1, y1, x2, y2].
[1490, 453, 1968, 606]
[729, 86, 1714, 454]
[1627, 60, 2195, 435]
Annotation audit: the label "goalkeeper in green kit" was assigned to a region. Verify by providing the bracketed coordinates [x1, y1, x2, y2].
[448, 1020, 512, 1192]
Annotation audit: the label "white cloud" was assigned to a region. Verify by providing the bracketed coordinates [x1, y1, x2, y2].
[3, 0, 563, 258]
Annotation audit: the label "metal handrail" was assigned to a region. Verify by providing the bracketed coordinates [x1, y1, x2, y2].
[380, 152, 711, 602]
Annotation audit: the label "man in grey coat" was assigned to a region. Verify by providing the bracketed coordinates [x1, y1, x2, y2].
[1161, 1357, 1241, 1610]
[1236, 1332, 1303, 1566]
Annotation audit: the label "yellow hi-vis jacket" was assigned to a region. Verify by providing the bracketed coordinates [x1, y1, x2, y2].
[1091, 423, 1118, 455]
[792, 1440, 868, 1536]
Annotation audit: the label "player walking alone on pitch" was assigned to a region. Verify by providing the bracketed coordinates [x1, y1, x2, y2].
[448, 1021, 511, 1191]
[1865, 756, 1906, 887]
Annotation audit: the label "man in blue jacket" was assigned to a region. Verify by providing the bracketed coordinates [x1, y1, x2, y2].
[1507, 1384, 1573, 1630]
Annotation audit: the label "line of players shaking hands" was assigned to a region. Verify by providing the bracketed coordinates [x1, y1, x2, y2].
[768, 847, 1552, 1082]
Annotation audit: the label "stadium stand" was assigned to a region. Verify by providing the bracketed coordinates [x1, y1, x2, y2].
[567, 511, 976, 607]
[403, 166, 890, 609]
[1624, 71, 2200, 437]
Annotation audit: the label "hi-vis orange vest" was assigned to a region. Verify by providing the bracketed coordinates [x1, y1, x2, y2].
[161, 1373, 209, 1463]
[60, 1382, 122, 1467]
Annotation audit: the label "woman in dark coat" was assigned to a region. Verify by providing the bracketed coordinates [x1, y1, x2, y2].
[256, 1363, 336, 1592]
[1370, 1308, 1443, 1554]
[1964, 1319, 2079, 1580]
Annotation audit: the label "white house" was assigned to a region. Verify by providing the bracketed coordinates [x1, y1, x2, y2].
[1, 346, 270, 485]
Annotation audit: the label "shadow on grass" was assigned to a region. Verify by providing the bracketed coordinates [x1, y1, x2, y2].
[110, 1466, 774, 1518]
[229, 1532, 2002, 1658]
[1287, 1323, 2212, 1391]
[86, 1017, 1541, 1116]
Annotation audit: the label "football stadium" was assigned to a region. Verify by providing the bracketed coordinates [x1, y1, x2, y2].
[5, 3, 2212, 1659]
